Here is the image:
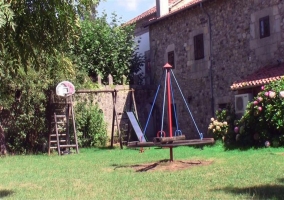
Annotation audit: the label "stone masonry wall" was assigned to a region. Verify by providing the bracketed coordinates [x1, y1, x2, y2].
[74, 82, 155, 140]
[149, 0, 284, 138]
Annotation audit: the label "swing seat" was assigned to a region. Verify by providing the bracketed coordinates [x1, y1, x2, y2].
[153, 135, 186, 144]
[128, 138, 214, 148]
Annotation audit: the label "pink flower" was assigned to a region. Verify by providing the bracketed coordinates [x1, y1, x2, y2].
[268, 91, 276, 98]
[257, 97, 263, 102]
[253, 101, 258, 105]
[261, 86, 265, 90]
[234, 127, 239, 133]
[279, 91, 284, 98]
[265, 141, 270, 147]
[258, 107, 262, 111]
[264, 92, 269, 97]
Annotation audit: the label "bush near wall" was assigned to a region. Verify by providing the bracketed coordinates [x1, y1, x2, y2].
[209, 78, 284, 148]
[236, 79, 284, 148]
[74, 101, 108, 147]
[208, 104, 236, 145]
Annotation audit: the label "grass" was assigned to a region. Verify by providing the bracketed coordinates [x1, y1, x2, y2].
[1, 142, 284, 199]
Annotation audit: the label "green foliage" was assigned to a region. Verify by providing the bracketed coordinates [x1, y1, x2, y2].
[72, 12, 143, 84]
[0, 1, 101, 154]
[0, 1, 15, 29]
[0, 0, 99, 72]
[75, 102, 108, 147]
[235, 79, 284, 147]
[0, 0, 140, 154]
[129, 52, 145, 85]
[209, 78, 284, 148]
[208, 104, 236, 142]
[3, 67, 49, 154]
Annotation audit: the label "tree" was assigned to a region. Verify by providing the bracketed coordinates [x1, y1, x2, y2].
[0, 0, 144, 153]
[72, 12, 143, 84]
[0, 0, 99, 72]
[0, 0, 100, 153]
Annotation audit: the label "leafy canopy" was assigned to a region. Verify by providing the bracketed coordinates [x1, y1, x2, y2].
[73, 12, 140, 84]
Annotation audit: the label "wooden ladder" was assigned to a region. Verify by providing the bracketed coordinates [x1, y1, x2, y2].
[48, 100, 79, 155]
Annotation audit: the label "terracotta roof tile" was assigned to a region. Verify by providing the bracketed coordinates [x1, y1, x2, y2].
[230, 63, 284, 90]
[125, 0, 203, 25]
[124, 6, 156, 25]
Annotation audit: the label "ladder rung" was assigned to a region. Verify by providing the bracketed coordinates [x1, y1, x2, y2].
[55, 115, 66, 118]
[49, 146, 58, 149]
[52, 122, 65, 124]
[50, 140, 66, 143]
[50, 134, 67, 137]
[60, 144, 77, 148]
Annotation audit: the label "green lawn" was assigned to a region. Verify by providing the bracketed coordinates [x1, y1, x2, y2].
[1, 143, 284, 199]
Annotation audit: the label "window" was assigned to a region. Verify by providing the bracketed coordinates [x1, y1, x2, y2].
[194, 34, 204, 60]
[259, 16, 270, 39]
[167, 51, 175, 69]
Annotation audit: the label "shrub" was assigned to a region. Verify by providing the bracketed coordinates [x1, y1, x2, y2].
[208, 104, 236, 143]
[75, 102, 108, 147]
[235, 79, 284, 147]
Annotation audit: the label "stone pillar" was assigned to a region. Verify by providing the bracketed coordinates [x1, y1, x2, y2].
[97, 74, 102, 85]
[108, 74, 113, 85]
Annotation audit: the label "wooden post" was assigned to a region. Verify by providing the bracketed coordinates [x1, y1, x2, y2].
[131, 89, 138, 120]
[97, 74, 102, 85]
[108, 74, 113, 85]
[111, 91, 115, 148]
[110, 90, 123, 149]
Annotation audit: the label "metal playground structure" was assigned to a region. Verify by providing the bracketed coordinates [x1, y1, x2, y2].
[127, 63, 214, 161]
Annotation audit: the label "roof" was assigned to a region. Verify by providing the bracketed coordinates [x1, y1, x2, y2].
[230, 63, 284, 90]
[147, 0, 204, 25]
[124, 0, 204, 25]
[124, 6, 156, 25]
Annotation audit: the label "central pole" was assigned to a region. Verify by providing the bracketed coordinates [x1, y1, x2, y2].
[164, 63, 173, 162]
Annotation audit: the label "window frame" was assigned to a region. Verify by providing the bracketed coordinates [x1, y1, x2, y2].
[194, 33, 205, 60]
[259, 16, 270, 39]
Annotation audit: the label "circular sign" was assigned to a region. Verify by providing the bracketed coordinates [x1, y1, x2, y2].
[56, 81, 75, 97]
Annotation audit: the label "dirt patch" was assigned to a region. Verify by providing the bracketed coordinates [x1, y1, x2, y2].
[124, 159, 213, 172]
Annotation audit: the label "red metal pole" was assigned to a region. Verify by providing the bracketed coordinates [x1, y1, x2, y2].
[164, 63, 173, 138]
[164, 63, 173, 161]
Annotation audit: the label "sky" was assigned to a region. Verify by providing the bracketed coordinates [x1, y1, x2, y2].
[97, 0, 155, 23]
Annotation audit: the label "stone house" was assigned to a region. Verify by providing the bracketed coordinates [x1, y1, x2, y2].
[125, 0, 177, 85]
[127, 0, 284, 140]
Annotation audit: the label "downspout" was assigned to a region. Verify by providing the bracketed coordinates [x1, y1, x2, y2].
[200, 2, 214, 117]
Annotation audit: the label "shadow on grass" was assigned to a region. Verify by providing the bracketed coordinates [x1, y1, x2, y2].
[111, 159, 169, 172]
[0, 189, 14, 198]
[92, 146, 121, 151]
[214, 184, 284, 199]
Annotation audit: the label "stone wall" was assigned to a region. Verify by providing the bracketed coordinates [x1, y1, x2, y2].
[74, 76, 155, 140]
[148, 0, 284, 138]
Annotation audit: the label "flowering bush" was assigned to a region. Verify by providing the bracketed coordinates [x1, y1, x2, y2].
[235, 78, 284, 147]
[208, 117, 228, 140]
[208, 105, 235, 141]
